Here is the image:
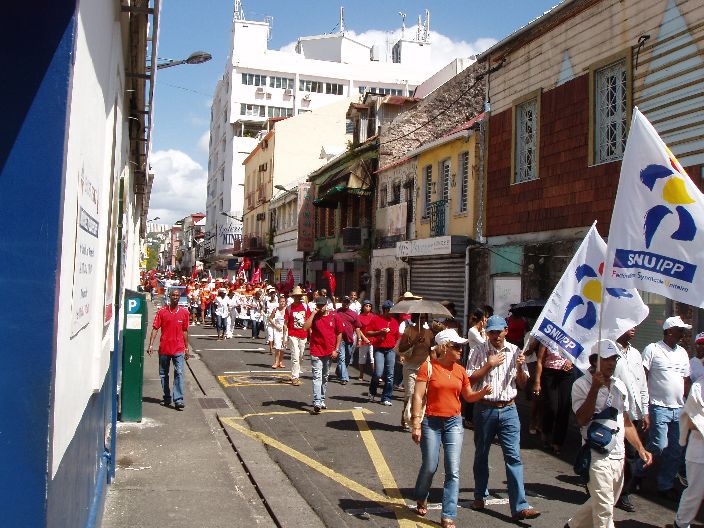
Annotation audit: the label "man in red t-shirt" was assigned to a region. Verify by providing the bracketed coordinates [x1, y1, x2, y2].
[365, 300, 401, 405]
[148, 289, 190, 409]
[284, 286, 310, 386]
[303, 296, 344, 413]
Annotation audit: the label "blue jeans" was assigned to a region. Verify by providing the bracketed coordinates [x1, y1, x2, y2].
[634, 404, 682, 491]
[251, 320, 262, 338]
[159, 353, 185, 404]
[473, 402, 530, 516]
[415, 415, 464, 520]
[215, 314, 227, 333]
[369, 348, 395, 402]
[336, 341, 354, 381]
[311, 355, 331, 407]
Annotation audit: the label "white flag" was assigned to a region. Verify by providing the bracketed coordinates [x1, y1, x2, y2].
[605, 108, 704, 307]
[531, 224, 649, 373]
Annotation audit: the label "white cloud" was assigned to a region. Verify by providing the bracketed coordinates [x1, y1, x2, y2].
[149, 149, 207, 224]
[197, 131, 210, 154]
[280, 28, 497, 78]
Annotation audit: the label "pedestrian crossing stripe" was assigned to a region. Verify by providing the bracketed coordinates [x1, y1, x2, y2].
[220, 414, 436, 528]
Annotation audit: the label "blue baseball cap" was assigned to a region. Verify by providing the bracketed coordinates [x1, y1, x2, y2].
[485, 315, 508, 332]
[362, 299, 372, 306]
[381, 300, 394, 310]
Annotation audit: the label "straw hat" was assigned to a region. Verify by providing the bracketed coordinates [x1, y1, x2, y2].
[290, 285, 305, 297]
[397, 291, 422, 302]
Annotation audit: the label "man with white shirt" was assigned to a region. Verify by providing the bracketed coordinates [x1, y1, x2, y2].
[688, 332, 704, 384]
[348, 290, 362, 314]
[634, 316, 692, 498]
[467, 315, 540, 521]
[613, 328, 649, 513]
[566, 340, 652, 528]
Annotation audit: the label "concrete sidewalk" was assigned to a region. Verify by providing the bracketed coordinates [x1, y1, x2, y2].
[102, 311, 324, 528]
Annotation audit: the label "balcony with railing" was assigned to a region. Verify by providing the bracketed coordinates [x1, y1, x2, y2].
[428, 199, 447, 237]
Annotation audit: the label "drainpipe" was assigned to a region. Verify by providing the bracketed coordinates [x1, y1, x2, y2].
[109, 176, 125, 483]
[463, 242, 471, 337]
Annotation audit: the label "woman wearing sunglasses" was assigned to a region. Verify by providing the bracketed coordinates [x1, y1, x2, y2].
[410, 328, 492, 528]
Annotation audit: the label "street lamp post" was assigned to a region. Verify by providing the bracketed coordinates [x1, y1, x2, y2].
[154, 51, 212, 70]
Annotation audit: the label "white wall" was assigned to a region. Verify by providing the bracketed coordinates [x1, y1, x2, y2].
[52, 0, 132, 476]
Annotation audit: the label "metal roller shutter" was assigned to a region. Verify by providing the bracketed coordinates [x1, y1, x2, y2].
[410, 256, 466, 320]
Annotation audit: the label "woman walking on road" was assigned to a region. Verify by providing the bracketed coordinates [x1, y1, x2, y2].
[269, 295, 288, 369]
[397, 313, 434, 430]
[356, 300, 375, 381]
[533, 343, 574, 455]
[411, 328, 492, 528]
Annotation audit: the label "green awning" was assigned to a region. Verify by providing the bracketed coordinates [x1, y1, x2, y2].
[313, 183, 346, 208]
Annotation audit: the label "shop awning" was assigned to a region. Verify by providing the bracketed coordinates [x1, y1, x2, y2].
[313, 162, 372, 208]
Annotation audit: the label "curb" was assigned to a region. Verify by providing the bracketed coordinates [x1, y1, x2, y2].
[186, 343, 326, 528]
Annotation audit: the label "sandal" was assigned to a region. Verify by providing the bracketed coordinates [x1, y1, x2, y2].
[441, 518, 456, 528]
[415, 501, 428, 517]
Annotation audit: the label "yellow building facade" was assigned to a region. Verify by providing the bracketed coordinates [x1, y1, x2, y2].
[413, 123, 480, 240]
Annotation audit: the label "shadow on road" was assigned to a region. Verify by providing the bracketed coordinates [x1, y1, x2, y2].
[524, 482, 586, 505]
[261, 399, 309, 411]
[330, 394, 370, 404]
[141, 396, 163, 405]
[325, 419, 403, 433]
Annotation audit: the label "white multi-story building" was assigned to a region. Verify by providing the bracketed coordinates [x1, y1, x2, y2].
[205, 1, 433, 271]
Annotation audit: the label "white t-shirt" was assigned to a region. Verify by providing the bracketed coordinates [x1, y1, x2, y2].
[349, 301, 362, 314]
[571, 375, 629, 460]
[690, 357, 704, 384]
[642, 340, 690, 408]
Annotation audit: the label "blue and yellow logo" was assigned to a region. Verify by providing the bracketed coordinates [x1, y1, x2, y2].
[641, 149, 696, 249]
[563, 263, 631, 330]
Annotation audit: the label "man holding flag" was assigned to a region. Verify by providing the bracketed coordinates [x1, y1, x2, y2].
[566, 339, 653, 528]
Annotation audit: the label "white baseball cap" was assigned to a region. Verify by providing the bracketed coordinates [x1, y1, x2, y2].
[663, 316, 692, 330]
[434, 328, 469, 346]
[590, 339, 620, 359]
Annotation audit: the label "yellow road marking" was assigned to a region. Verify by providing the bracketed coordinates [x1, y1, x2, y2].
[218, 373, 291, 387]
[230, 408, 373, 420]
[352, 410, 419, 528]
[220, 417, 433, 527]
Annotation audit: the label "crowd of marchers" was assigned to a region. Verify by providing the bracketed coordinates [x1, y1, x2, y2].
[142, 272, 704, 528]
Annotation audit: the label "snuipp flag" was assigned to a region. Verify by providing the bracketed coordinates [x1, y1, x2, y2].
[605, 108, 704, 307]
[531, 224, 649, 373]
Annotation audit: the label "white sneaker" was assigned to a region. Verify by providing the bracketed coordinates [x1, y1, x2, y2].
[381, 400, 392, 406]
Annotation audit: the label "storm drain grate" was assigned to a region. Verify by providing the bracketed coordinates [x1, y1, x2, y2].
[198, 397, 229, 409]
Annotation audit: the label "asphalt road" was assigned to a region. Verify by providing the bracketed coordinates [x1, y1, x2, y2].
[189, 321, 680, 528]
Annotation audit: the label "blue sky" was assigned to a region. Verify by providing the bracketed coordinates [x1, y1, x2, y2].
[149, 0, 561, 223]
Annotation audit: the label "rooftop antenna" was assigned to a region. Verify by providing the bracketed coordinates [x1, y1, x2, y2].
[233, 0, 244, 21]
[423, 9, 431, 42]
[399, 12, 406, 40]
[264, 15, 273, 41]
[416, 15, 422, 41]
[339, 6, 345, 34]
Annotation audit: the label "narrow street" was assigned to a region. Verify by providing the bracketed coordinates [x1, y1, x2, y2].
[189, 322, 678, 528]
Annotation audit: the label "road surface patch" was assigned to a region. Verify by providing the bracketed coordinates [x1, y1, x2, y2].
[220, 412, 436, 527]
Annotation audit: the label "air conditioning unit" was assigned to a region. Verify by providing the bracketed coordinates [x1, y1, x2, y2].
[302, 93, 311, 101]
[256, 212, 266, 221]
[342, 227, 369, 247]
[255, 86, 265, 93]
[284, 88, 293, 96]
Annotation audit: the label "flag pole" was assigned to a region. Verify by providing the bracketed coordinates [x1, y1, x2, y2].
[593, 220, 605, 372]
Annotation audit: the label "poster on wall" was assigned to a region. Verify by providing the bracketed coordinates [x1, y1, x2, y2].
[491, 276, 521, 319]
[297, 183, 315, 252]
[70, 166, 101, 337]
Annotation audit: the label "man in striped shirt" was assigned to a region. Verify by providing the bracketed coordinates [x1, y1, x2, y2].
[466, 315, 540, 521]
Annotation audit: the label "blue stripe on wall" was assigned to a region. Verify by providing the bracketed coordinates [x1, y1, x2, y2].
[0, 2, 78, 526]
